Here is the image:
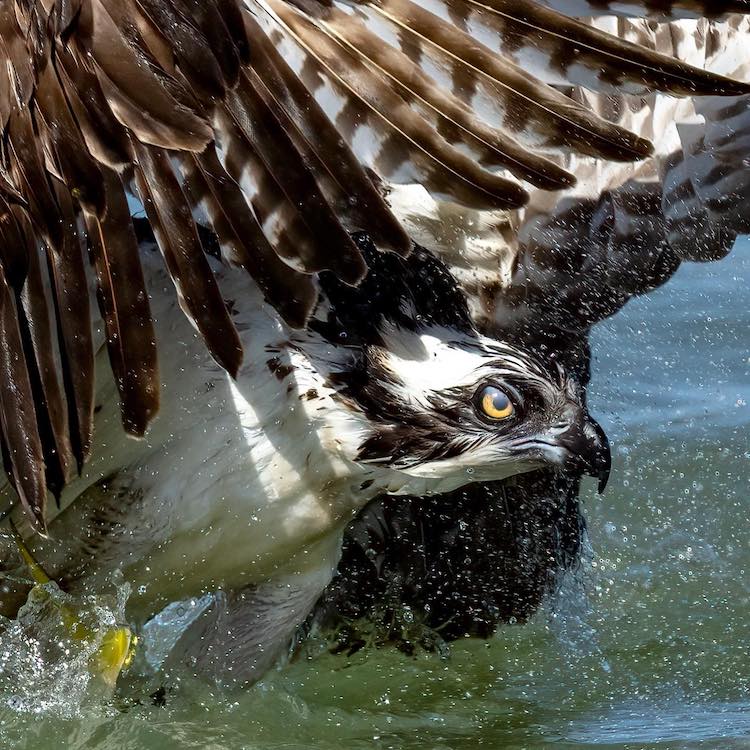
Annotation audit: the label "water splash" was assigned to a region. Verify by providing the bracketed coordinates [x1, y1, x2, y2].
[545, 531, 611, 674]
[142, 594, 214, 671]
[0, 572, 131, 718]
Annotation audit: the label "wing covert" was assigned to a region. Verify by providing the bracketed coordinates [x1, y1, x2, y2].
[0, 0, 748, 526]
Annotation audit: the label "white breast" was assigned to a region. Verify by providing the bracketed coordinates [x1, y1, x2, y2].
[1, 250, 375, 614]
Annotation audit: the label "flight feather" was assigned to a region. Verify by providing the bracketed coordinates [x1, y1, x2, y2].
[0, 0, 747, 524]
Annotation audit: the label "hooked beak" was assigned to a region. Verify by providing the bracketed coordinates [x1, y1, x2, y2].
[557, 416, 612, 494]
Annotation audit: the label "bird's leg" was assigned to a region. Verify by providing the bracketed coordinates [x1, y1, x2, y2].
[7, 521, 136, 689]
[162, 539, 342, 686]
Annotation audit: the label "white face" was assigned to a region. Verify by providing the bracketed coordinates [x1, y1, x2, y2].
[334, 325, 609, 495]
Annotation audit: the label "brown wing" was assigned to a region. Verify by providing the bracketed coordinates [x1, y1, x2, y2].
[539, 1, 748, 19]
[0, 0, 747, 528]
[406, 14, 750, 343]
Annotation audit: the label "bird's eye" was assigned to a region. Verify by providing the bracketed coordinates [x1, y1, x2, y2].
[477, 385, 515, 421]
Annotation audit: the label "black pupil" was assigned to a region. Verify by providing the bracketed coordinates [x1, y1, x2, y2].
[489, 388, 509, 412]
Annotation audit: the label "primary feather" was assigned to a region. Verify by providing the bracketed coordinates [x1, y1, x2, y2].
[0, 0, 747, 528]
[398, 13, 750, 340]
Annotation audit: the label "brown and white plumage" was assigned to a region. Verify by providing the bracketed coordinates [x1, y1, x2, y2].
[392, 13, 750, 340]
[0, 0, 747, 533]
[312, 12, 750, 650]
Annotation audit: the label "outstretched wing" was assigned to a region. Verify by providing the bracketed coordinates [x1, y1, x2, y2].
[400, 13, 750, 342]
[0, 1, 747, 527]
[496, 15, 750, 343]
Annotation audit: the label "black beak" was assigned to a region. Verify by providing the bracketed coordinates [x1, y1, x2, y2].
[558, 416, 612, 494]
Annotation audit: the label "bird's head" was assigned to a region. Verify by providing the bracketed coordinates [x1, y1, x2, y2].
[315, 236, 610, 497]
[331, 327, 610, 496]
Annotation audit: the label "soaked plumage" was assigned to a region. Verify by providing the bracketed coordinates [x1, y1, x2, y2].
[1, 237, 609, 683]
[0, 0, 747, 686]
[314, 12, 750, 651]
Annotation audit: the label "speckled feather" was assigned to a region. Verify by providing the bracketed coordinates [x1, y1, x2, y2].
[392, 14, 750, 343]
[0, 0, 747, 529]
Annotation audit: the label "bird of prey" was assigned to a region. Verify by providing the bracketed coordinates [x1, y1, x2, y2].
[0, 0, 747, 685]
[313, 12, 750, 650]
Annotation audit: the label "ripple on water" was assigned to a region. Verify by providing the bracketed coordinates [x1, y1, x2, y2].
[566, 699, 750, 746]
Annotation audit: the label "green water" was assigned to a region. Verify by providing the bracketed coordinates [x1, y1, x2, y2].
[1, 243, 748, 749]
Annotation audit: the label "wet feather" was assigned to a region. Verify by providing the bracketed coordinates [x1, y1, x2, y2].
[0, 0, 747, 529]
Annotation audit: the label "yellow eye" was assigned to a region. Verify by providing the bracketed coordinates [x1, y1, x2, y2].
[478, 385, 514, 421]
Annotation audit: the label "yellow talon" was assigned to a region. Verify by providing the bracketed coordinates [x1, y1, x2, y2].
[8, 521, 135, 688]
[95, 628, 138, 688]
[8, 521, 52, 586]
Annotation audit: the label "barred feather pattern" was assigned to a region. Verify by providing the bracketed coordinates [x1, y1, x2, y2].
[392, 14, 750, 342]
[0, 0, 748, 526]
[539, 1, 749, 20]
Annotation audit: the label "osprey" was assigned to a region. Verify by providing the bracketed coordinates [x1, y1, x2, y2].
[0, 0, 747, 685]
[2, 232, 612, 682]
[316, 13, 750, 647]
